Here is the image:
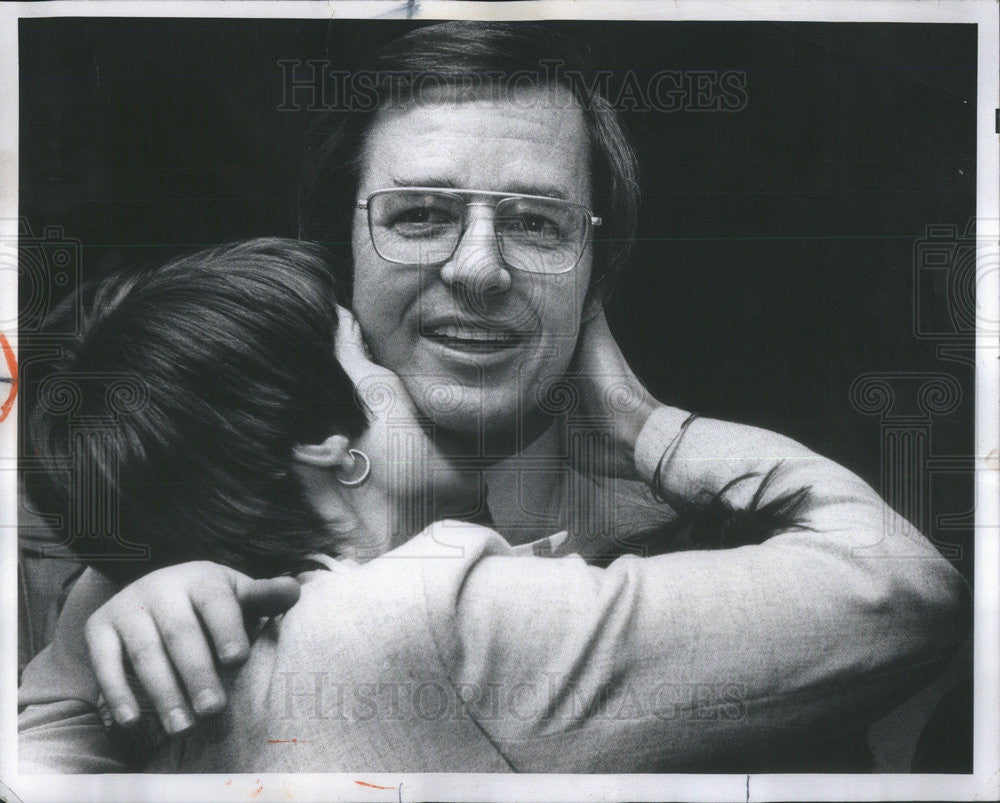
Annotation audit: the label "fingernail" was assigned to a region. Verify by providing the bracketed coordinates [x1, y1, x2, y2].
[115, 704, 139, 725]
[164, 707, 193, 734]
[218, 642, 244, 662]
[193, 689, 225, 714]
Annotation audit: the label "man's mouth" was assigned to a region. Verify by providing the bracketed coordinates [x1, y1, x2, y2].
[424, 323, 523, 352]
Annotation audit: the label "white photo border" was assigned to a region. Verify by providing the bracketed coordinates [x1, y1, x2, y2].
[1, 2, 997, 801]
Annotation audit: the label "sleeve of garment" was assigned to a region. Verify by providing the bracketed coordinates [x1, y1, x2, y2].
[420, 408, 970, 772]
[165, 536, 520, 774]
[17, 568, 127, 773]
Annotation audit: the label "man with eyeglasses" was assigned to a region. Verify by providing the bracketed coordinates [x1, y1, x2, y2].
[19, 21, 967, 774]
[345, 90, 617, 539]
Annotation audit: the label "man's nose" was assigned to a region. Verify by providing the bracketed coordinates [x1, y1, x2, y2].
[438, 206, 513, 296]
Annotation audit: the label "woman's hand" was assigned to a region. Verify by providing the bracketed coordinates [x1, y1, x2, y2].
[85, 563, 299, 734]
[335, 306, 476, 521]
[334, 305, 422, 425]
[567, 304, 659, 478]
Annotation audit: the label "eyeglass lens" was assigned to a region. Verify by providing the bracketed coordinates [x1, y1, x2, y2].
[367, 191, 588, 273]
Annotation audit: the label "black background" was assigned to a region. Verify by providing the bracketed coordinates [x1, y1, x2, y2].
[19, 18, 977, 583]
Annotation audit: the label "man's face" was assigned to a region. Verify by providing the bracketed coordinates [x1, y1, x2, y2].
[351, 86, 594, 442]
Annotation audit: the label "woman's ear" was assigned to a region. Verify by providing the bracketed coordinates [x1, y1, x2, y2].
[293, 434, 354, 470]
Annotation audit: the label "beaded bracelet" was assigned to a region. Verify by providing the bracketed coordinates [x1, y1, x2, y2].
[651, 412, 699, 503]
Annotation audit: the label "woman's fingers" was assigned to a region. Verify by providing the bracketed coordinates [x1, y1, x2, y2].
[188, 573, 253, 667]
[568, 306, 658, 478]
[233, 576, 301, 621]
[149, 600, 228, 718]
[572, 305, 622, 375]
[116, 611, 196, 735]
[334, 304, 373, 381]
[334, 304, 417, 419]
[85, 614, 140, 727]
[188, 573, 300, 669]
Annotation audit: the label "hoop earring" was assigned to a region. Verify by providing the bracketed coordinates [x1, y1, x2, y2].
[335, 448, 371, 488]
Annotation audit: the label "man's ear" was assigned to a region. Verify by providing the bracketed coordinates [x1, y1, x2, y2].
[292, 434, 354, 470]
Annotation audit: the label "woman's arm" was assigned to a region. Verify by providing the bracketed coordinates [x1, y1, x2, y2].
[17, 564, 299, 773]
[427, 308, 965, 770]
[17, 569, 125, 773]
[432, 408, 969, 771]
[196, 496, 964, 774]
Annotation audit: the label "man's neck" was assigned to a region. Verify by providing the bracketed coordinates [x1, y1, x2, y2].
[482, 420, 565, 545]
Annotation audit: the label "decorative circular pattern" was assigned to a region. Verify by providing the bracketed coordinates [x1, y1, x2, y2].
[603, 381, 644, 415]
[536, 376, 579, 415]
[106, 376, 151, 416]
[917, 375, 962, 416]
[421, 381, 464, 416]
[848, 375, 894, 415]
[354, 375, 399, 416]
[37, 374, 84, 416]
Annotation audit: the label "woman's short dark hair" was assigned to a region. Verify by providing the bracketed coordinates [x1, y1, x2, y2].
[23, 238, 368, 585]
[298, 21, 640, 302]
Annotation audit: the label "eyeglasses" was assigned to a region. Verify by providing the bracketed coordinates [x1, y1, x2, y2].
[357, 188, 602, 275]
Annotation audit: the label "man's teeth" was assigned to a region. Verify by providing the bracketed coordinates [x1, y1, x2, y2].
[432, 325, 513, 343]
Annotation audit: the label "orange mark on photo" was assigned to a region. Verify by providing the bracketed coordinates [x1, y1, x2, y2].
[355, 780, 395, 790]
[251, 778, 263, 798]
[0, 332, 17, 423]
[267, 738, 311, 743]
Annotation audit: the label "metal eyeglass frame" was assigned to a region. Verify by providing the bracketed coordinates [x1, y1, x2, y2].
[356, 187, 602, 274]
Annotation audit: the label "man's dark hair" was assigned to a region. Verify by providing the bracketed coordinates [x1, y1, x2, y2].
[23, 238, 368, 585]
[298, 21, 640, 302]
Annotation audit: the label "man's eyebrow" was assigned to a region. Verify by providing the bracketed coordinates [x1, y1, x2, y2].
[388, 176, 457, 189]
[503, 183, 568, 201]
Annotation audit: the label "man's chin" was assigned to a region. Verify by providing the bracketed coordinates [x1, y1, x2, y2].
[411, 384, 552, 459]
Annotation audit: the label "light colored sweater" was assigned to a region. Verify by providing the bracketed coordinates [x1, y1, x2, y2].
[18, 407, 969, 773]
